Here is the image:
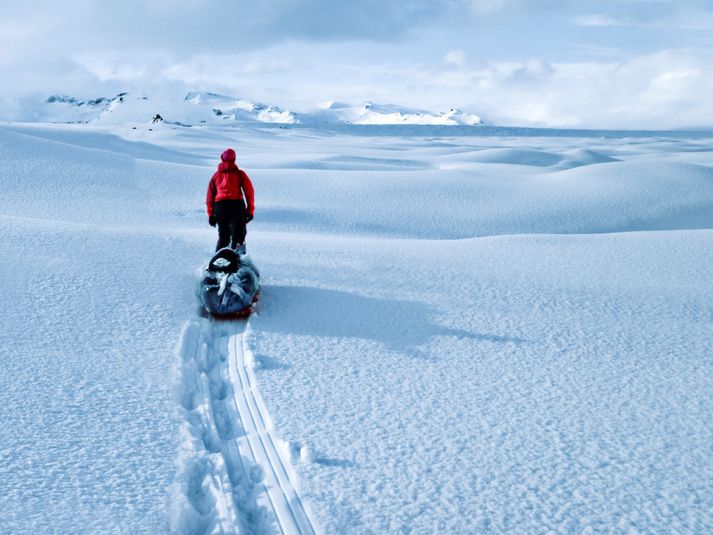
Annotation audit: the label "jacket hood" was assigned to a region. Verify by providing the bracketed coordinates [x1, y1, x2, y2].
[218, 161, 239, 173]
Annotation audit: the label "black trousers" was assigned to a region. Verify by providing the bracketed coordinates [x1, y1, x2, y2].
[214, 200, 247, 251]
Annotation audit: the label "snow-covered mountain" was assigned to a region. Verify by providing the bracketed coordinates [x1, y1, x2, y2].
[184, 92, 297, 124]
[36, 91, 297, 126]
[41, 93, 130, 123]
[302, 100, 482, 125]
[30, 91, 482, 127]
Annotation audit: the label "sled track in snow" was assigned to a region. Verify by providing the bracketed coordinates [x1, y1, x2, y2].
[228, 320, 317, 535]
[177, 319, 318, 535]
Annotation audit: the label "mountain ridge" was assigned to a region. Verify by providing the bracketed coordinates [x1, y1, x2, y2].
[33, 91, 482, 127]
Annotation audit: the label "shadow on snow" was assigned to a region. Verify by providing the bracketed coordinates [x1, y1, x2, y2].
[255, 285, 525, 356]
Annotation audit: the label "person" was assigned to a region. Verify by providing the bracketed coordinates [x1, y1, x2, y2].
[206, 148, 255, 253]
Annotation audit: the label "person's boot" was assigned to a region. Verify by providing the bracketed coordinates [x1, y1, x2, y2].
[234, 243, 246, 255]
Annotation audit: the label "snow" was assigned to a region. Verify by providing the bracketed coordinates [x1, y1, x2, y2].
[304, 101, 482, 126]
[15, 91, 298, 127]
[13, 92, 481, 127]
[1, 119, 712, 533]
[305, 101, 482, 126]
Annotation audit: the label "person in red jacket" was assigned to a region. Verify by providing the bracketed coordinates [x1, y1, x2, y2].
[206, 148, 255, 253]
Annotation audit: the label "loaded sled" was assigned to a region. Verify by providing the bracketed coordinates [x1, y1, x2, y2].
[199, 248, 260, 318]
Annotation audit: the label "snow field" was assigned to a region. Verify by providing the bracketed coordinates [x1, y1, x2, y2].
[1, 121, 712, 533]
[0, 216, 202, 533]
[244, 229, 713, 533]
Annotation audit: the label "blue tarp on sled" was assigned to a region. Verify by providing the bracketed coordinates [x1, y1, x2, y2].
[199, 248, 260, 317]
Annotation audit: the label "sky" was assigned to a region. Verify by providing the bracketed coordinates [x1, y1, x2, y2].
[1, 0, 713, 128]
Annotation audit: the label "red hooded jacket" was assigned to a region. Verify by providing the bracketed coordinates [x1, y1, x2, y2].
[206, 161, 255, 217]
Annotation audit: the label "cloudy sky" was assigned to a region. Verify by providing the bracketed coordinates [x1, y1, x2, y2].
[2, 0, 713, 128]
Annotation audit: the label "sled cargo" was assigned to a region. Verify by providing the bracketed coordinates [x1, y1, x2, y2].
[199, 248, 260, 318]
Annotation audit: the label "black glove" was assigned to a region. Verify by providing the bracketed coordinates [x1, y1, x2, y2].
[208, 215, 216, 227]
[245, 213, 254, 223]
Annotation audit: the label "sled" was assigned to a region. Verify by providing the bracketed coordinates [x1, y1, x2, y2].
[199, 248, 260, 318]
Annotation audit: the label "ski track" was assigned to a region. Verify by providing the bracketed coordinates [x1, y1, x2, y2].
[178, 318, 317, 535]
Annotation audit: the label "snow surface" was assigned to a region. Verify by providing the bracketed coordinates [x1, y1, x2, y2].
[1, 120, 712, 533]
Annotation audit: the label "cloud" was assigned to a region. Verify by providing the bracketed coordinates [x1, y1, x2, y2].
[0, 0, 452, 56]
[5, 42, 713, 129]
[151, 45, 713, 129]
[268, 0, 445, 42]
[437, 49, 713, 128]
[573, 14, 626, 27]
[1, 0, 713, 128]
[467, 0, 513, 15]
[444, 49, 468, 68]
[572, 44, 626, 58]
[0, 0, 456, 100]
[573, 2, 713, 30]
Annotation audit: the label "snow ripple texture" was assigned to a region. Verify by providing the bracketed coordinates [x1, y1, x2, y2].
[174, 318, 317, 535]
